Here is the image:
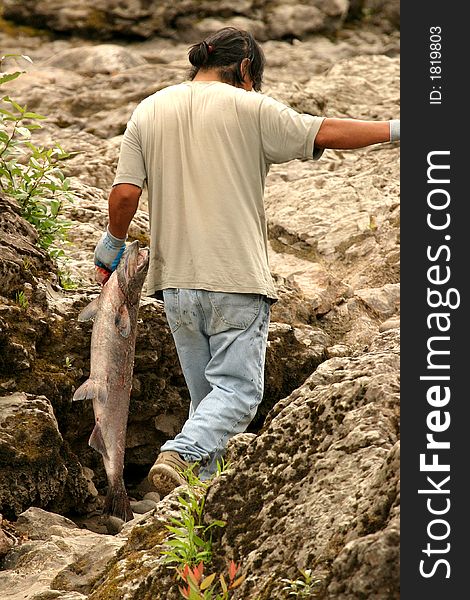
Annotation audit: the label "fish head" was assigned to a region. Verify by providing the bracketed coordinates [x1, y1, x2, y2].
[116, 240, 150, 302]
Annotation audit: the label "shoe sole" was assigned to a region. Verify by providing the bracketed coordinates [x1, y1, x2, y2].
[149, 464, 186, 497]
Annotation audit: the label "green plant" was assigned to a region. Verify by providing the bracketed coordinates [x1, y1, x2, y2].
[58, 267, 79, 290]
[0, 53, 75, 260]
[281, 569, 321, 598]
[22, 256, 32, 272]
[162, 477, 225, 568]
[15, 289, 28, 309]
[162, 461, 244, 599]
[215, 457, 232, 477]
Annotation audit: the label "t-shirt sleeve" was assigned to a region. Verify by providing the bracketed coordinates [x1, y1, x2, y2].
[113, 115, 147, 188]
[259, 95, 325, 164]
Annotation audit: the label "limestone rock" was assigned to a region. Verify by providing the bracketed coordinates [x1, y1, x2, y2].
[3, 0, 358, 41]
[0, 393, 90, 519]
[43, 44, 147, 75]
[266, 0, 349, 40]
[0, 195, 54, 299]
[0, 507, 125, 600]
[355, 282, 400, 319]
[202, 329, 400, 599]
[0, 515, 16, 559]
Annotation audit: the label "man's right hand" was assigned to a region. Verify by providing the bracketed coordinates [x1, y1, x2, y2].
[94, 227, 126, 282]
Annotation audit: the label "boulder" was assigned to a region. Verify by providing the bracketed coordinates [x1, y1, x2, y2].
[0, 393, 90, 519]
[202, 329, 400, 599]
[3, 0, 357, 41]
[43, 44, 147, 75]
[0, 507, 125, 600]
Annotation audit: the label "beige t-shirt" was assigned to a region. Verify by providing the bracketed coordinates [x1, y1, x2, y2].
[113, 81, 324, 300]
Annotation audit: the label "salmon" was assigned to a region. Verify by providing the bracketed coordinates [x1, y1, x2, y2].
[73, 240, 149, 522]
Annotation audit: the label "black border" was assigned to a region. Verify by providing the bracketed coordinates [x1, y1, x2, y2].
[401, 3, 468, 597]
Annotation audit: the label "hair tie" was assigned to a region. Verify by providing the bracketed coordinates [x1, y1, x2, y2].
[203, 40, 213, 54]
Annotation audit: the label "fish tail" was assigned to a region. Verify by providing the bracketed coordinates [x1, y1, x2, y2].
[104, 479, 134, 522]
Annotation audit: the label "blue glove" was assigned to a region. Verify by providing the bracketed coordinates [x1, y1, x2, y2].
[94, 227, 126, 273]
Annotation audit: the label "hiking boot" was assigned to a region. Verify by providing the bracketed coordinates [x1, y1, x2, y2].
[148, 451, 195, 497]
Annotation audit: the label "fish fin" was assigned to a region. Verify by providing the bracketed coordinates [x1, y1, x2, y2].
[89, 422, 109, 459]
[73, 379, 95, 401]
[73, 380, 107, 403]
[78, 297, 100, 322]
[103, 479, 134, 522]
[115, 304, 131, 338]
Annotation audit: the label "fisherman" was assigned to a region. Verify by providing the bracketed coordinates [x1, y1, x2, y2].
[93, 26, 400, 496]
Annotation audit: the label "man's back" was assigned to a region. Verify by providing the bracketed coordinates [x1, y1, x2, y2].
[114, 81, 323, 299]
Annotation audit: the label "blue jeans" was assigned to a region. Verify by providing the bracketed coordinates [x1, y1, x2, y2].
[160, 289, 271, 480]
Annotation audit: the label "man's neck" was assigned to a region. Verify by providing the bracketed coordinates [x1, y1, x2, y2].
[193, 69, 222, 83]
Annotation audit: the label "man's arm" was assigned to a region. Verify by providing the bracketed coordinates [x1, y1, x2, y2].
[108, 183, 142, 239]
[93, 183, 142, 279]
[314, 118, 399, 150]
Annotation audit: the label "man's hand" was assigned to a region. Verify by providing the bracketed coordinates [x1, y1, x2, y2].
[94, 227, 126, 283]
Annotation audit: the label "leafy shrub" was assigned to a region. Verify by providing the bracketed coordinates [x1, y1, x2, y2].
[0, 53, 75, 261]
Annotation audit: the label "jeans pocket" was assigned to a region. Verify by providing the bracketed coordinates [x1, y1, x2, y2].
[163, 289, 181, 333]
[208, 292, 261, 330]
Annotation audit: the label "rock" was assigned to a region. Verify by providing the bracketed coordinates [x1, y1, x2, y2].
[379, 315, 400, 332]
[143, 491, 161, 504]
[0, 393, 90, 519]
[43, 44, 147, 75]
[260, 322, 330, 427]
[14, 507, 79, 538]
[0, 195, 54, 299]
[265, 0, 349, 40]
[0, 515, 15, 559]
[326, 444, 400, 599]
[0, 507, 125, 600]
[129, 499, 158, 514]
[355, 283, 400, 319]
[3, 0, 359, 41]
[269, 248, 353, 317]
[84, 492, 186, 599]
[81, 467, 99, 498]
[362, 0, 400, 29]
[201, 329, 400, 599]
[102, 515, 125, 535]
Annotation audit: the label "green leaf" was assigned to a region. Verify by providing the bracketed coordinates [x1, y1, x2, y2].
[0, 107, 17, 118]
[23, 111, 46, 120]
[200, 573, 216, 590]
[3, 96, 25, 113]
[193, 535, 206, 547]
[0, 72, 22, 85]
[205, 520, 226, 529]
[165, 539, 188, 548]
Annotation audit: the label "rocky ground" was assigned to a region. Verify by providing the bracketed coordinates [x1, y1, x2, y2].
[0, 1, 399, 598]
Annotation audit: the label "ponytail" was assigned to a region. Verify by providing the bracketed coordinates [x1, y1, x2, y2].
[188, 40, 214, 69]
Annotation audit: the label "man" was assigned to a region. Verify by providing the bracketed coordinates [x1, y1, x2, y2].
[94, 27, 400, 496]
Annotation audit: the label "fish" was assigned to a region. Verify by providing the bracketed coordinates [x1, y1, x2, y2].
[73, 240, 149, 522]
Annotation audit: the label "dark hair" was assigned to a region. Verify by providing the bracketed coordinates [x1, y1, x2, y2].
[187, 27, 265, 92]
